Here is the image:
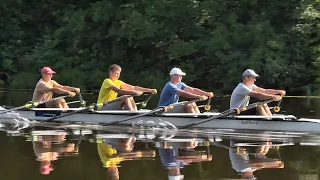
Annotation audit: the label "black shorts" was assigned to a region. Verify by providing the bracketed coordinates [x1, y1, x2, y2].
[239, 108, 257, 115]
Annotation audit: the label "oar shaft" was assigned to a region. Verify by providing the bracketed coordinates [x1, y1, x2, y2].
[45, 106, 92, 121]
[136, 94, 154, 107]
[245, 99, 275, 109]
[103, 97, 204, 126]
[180, 99, 276, 129]
[37, 95, 70, 105]
[102, 107, 164, 126]
[67, 100, 81, 105]
[0, 95, 69, 114]
[78, 93, 86, 107]
[44, 95, 133, 122]
[180, 109, 237, 129]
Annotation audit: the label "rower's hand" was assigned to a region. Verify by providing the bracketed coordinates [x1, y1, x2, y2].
[151, 89, 157, 94]
[75, 88, 81, 94]
[278, 90, 286, 97]
[272, 95, 282, 101]
[199, 95, 208, 101]
[134, 91, 143, 96]
[68, 91, 76, 97]
[207, 92, 214, 98]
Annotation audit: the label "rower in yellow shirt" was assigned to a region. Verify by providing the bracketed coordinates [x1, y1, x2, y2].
[97, 64, 157, 111]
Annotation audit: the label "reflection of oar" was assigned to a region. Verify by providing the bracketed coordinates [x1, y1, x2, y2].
[0, 95, 69, 115]
[180, 99, 276, 129]
[102, 98, 206, 126]
[44, 95, 132, 122]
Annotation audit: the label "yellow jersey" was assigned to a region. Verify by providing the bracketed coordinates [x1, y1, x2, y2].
[97, 78, 124, 104]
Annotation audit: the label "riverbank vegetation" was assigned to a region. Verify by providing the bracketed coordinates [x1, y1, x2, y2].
[1, 0, 319, 95]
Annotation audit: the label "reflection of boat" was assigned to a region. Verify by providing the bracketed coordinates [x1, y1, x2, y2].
[0, 108, 319, 133]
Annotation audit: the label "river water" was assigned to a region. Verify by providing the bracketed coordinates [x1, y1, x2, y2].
[0, 91, 319, 180]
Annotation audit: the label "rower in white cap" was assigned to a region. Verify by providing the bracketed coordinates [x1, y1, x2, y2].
[230, 69, 285, 116]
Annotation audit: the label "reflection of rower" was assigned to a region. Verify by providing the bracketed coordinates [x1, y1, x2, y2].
[97, 135, 155, 180]
[31, 131, 79, 175]
[158, 139, 212, 180]
[228, 141, 284, 179]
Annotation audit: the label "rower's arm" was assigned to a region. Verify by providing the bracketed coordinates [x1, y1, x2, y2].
[184, 86, 211, 96]
[37, 81, 70, 95]
[109, 85, 137, 95]
[176, 90, 202, 99]
[248, 91, 275, 100]
[255, 87, 286, 96]
[51, 88, 73, 95]
[52, 81, 78, 92]
[122, 83, 154, 93]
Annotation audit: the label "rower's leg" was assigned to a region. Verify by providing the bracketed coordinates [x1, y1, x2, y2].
[59, 98, 69, 108]
[129, 97, 138, 111]
[123, 98, 134, 111]
[191, 102, 200, 113]
[185, 103, 195, 113]
[262, 104, 273, 116]
[46, 100, 63, 108]
[256, 104, 268, 116]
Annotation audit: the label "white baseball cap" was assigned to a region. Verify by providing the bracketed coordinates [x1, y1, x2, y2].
[243, 69, 259, 77]
[170, 68, 186, 76]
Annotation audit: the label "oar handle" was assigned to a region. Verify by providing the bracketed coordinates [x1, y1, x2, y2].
[137, 94, 154, 109]
[78, 93, 86, 107]
[204, 98, 212, 111]
[273, 96, 283, 113]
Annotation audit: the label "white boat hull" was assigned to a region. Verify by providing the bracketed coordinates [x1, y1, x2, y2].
[0, 108, 319, 133]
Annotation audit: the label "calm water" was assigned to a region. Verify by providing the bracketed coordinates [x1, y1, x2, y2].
[0, 91, 319, 180]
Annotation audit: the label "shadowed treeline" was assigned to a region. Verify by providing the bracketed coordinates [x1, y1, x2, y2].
[0, 0, 319, 95]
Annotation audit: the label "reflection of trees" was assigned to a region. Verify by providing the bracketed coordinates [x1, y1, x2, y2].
[315, 99, 320, 118]
[282, 145, 320, 180]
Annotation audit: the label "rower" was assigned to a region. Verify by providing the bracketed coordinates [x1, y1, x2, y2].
[158, 67, 213, 113]
[230, 69, 285, 116]
[32, 67, 79, 108]
[97, 64, 157, 111]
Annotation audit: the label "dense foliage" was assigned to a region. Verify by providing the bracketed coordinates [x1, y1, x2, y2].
[0, 0, 319, 95]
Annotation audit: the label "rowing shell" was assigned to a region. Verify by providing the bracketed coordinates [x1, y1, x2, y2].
[0, 108, 319, 133]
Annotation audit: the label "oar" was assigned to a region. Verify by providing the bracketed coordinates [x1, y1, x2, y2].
[273, 96, 283, 113]
[101, 98, 206, 126]
[180, 99, 276, 129]
[0, 95, 69, 115]
[43, 95, 133, 122]
[204, 98, 212, 111]
[78, 93, 86, 107]
[136, 93, 154, 109]
[197, 98, 212, 111]
[67, 100, 80, 105]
